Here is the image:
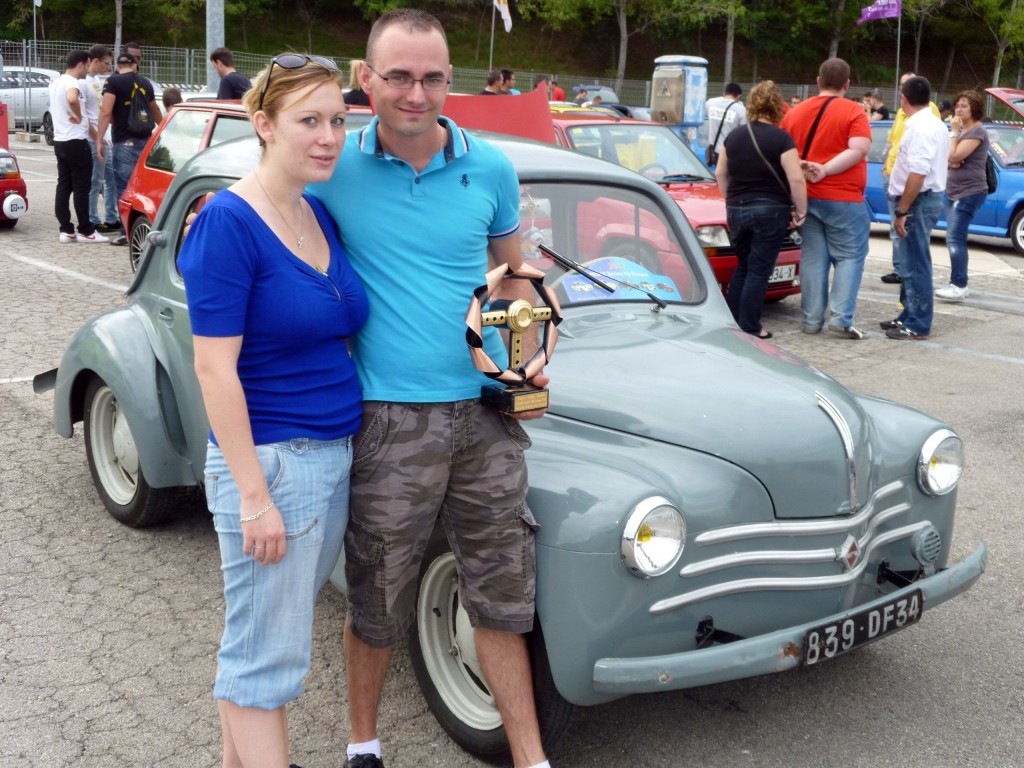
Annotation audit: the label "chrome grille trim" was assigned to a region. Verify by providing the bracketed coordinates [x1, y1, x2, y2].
[650, 521, 931, 614]
[694, 480, 905, 545]
[817, 392, 858, 512]
[680, 547, 839, 577]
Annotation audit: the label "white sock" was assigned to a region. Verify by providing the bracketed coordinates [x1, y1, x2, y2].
[347, 739, 382, 759]
[528, 762, 551, 768]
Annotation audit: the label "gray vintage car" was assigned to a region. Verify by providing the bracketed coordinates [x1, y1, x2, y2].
[35, 133, 986, 761]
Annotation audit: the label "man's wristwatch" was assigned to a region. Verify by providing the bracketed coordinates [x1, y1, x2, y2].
[894, 209, 909, 217]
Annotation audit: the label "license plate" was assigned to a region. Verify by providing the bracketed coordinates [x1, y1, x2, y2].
[803, 590, 922, 666]
[769, 264, 796, 283]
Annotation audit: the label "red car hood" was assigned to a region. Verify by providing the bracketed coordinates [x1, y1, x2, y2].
[661, 182, 725, 228]
[986, 87, 1024, 119]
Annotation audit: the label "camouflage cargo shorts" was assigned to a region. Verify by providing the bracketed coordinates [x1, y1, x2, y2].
[344, 399, 539, 648]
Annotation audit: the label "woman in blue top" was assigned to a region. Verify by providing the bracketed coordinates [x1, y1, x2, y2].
[178, 55, 368, 768]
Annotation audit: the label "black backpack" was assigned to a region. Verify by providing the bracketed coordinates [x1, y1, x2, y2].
[127, 77, 155, 138]
[985, 154, 998, 195]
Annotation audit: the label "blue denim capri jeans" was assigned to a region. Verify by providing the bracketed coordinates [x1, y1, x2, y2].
[205, 436, 352, 710]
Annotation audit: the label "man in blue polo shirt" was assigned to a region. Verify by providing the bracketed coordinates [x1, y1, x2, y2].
[308, 9, 551, 768]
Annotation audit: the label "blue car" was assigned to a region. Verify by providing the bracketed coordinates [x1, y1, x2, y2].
[865, 88, 1024, 254]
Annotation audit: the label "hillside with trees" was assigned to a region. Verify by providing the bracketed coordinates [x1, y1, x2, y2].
[3, 0, 1021, 93]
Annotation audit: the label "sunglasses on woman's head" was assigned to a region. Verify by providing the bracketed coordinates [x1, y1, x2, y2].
[257, 54, 339, 111]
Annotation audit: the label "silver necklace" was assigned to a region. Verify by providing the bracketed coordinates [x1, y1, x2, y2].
[254, 171, 305, 250]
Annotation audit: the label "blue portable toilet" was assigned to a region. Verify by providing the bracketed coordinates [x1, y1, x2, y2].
[650, 55, 708, 148]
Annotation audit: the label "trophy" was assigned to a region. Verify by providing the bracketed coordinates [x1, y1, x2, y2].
[466, 263, 562, 414]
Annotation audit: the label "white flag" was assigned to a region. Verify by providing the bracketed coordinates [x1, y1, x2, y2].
[494, 0, 512, 33]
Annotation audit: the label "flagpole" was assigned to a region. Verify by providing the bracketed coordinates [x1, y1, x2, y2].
[894, 11, 901, 106]
[489, 3, 496, 72]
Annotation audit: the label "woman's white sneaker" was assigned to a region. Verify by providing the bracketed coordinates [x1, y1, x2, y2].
[58, 232, 77, 243]
[76, 231, 111, 244]
[935, 283, 969, 301]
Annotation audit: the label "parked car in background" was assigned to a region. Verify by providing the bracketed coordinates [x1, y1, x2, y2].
[119, 99, 373, 270]
[0, 66, 60, 143]
[603, 103, 652, 120]
[865, 87, 1024, 254]
[571, 83, 619, 104]
[552, 110, 802, 300]
[0, 146, 29, 227]
[35, 131, 984, 762]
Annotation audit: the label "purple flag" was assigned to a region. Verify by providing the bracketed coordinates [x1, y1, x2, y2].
[857, 0, 901, 24]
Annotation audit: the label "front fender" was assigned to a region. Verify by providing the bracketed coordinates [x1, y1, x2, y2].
[52, 306, 195, 490]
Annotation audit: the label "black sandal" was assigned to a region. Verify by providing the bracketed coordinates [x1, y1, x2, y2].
[756, 330, 773, 339]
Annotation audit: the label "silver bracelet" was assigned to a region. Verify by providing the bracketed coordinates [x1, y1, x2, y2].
[240, 499, 275, 523]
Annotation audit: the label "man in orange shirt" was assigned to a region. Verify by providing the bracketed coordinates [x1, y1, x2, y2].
[781, 58, 872, 339]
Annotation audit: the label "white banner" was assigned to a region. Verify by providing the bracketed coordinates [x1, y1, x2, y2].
[494, 0, 512, 33]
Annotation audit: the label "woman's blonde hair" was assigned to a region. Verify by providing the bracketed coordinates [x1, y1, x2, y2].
[348, 59, 364, 90]
[746, 80, 785, 126]
[242, 56, 344, 146]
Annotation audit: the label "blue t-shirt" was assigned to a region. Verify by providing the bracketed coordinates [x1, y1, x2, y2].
[178, 190, 369, 446]
[308, 116, 521, 402]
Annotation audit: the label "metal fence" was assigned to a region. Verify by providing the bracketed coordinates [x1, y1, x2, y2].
[1, 37, 654, 103]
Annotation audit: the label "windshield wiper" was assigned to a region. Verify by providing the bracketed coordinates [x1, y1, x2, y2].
[658, 173, 708, 184]
[538, 243, 668, 311]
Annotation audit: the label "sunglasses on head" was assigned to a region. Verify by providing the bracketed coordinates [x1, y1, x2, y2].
[257, 54, 339, 111]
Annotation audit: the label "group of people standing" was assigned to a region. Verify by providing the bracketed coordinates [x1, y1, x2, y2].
[710, 59, 990, 341]
[49, 42, 160, 245]
[177, 9, 552, 768]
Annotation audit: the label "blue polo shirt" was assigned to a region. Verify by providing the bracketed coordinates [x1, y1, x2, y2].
[308, 116, 521, 403]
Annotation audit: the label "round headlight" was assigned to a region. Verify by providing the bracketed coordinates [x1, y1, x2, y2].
[621, 496, 686, 578]
[917, 429, 964, 496]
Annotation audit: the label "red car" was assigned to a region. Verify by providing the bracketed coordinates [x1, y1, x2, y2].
[119, 99, 375, 270]
[119, 100, 254, 270]
[551, 112, 802, 300]
[1, 146, 28, 228]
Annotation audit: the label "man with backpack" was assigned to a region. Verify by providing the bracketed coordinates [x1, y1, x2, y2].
[96, 51, 162, 245]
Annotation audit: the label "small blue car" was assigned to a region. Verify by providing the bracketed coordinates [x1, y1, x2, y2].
[865, 87, 1024, 254]
[35, 131, 986, 761]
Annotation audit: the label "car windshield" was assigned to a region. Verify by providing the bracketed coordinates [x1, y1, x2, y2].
[517, 181, 704, 306]
[563, 123, 714, 183]
[986, 124, 1024, 167]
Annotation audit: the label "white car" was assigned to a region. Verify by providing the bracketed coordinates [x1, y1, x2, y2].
[1, 66, 61, 143]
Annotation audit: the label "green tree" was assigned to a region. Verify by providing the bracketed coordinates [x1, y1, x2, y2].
[970, 0, 1024, 86]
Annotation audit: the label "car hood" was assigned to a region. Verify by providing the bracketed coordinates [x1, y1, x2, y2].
[545, 310, 874, 518]
[663, 184, 724, 227]
[986, 87, 1024, 119]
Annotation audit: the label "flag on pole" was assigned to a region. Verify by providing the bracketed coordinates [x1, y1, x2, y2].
[494, 0, 513, 33]
[857, 0, 901, 25]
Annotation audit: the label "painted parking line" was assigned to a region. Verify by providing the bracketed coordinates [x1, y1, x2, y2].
[3, 252, 128, 293]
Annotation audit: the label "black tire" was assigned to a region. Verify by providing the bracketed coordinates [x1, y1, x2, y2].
[1010, 208, 1024, 256]
[43, 112, 54, 145]
[0, 219, 16, 229]
[82, 377, 180, 527]
[408, 528, 576, 764]
[129, 215, 153, 273]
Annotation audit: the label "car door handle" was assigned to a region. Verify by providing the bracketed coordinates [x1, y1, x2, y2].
[158, 309, 174, 326]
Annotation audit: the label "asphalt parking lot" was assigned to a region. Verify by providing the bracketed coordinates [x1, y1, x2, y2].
[2, 133, 1023, 768]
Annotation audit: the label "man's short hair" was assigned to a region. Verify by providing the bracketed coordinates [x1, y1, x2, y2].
[818, 57, 851, 90]
[87, 44, 111, 62]
[486, 70, 503, 87]
[533, 74, 549, 88]
[901, 75, 931, 107]
[66, 50, 89, 69]
[367, 8, 446, 65]
[501, 69, 514, 81]
[210, 47, 234, 67]
[724, 82, 742, 97]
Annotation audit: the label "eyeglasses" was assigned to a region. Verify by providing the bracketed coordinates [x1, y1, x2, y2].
[366, 64, 449, 91]
[258, 53, 339, 111]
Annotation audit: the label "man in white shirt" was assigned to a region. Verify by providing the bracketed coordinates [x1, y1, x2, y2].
[705, 83, 746, 166]
[883, 76, 948, 340]
[50, 50, 109, 244]
[83, 45, 119, 232]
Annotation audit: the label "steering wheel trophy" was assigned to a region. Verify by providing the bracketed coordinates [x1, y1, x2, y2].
[466, 263, 562, 414]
